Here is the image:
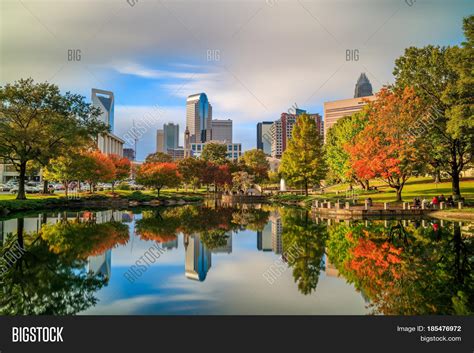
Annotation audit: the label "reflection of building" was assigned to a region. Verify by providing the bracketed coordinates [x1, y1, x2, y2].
[257, 222, 272, 251]
[211, 232, 232, 254]
[92, 88, 124, 156]
[270, 212, 283, 254]
[186, 93, 212, 144]
[211, 119, 232, 143]
[184, 234, 212, 281]
[257, 121, 273, 156]
[88, 250, 112, 279]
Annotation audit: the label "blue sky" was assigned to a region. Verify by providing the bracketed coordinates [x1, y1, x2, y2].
[1, 0, 472, 160]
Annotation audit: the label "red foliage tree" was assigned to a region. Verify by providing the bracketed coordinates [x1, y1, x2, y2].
[135, 162, 181, 197]
[82, 150, 116, 192]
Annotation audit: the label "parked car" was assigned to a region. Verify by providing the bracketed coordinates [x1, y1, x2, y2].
[10, 185, 41, 194]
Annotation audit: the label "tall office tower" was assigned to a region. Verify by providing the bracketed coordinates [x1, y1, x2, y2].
[354, 73, 373, 98]
[156, 129, 165, 153]
[211, 119, 232, 143]
[91, 88, 124, 156]
[257, 121, 273, 155]
[123, 148, 135, 161]
[163, 123, 179, 150]
[92, 88, 115, 131]
[184, 234, 212, 281]
[186, 93, 212, 143]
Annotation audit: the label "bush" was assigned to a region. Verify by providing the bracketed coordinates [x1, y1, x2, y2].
[117, 182, 130, 190]
[125, 191, 154, 202]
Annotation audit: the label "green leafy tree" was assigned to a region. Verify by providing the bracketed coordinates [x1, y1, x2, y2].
[145, 152, 172, 163]
[325, 111, 369, 189]
[232, 171, 255, 193]
[393, 16, 474, 199]
[279, 114, 326, 195]
[177, 157, 205, 191]
[240, 148, 270, 183]
[0, 79, 107, 200]
[201, 142, 228, 165]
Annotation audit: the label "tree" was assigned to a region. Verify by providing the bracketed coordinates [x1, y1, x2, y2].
[109, 154, 131, 192]
[393, 16, 474, 199]
[232, 171, 254, 193]
[145, 152, 172, 163]
[346, 87, 427, 202]
[0, 79, 107, 200]
[82, 151, 116, 192]
[240, 149, 269, 183]
[135, 162, 181, 197]
[177, 157, 205, 191]
[325, 111, 370, 189]
[201, 142, 228, 165]
[43, 151, 89, 197]
[279, 114, 326, 196]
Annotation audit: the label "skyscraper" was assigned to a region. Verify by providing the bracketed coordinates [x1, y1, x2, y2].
[163, 123, 179, 150]
[257, 121, 273, 155]
[211, 119, 232, 143]
[354, 73, 373, 98]
[186, 93, 212, 144]
[91, 88, 124, 156]
[156, 129, 165, 153]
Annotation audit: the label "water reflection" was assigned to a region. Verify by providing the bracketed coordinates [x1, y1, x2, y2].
[0, 206, 472, 315]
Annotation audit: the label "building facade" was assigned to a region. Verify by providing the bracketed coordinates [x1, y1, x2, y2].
[156, 129, 165, 153]
[323, 95, 376, 141]
[211, 119, 232, 143]
[92, 88, 124, 156]
[270, 112, 323, 158]
[257, 121, 273, 156]
[189, 142, 242, 161]
[167, 148, 185, 161]
[163, 123, 179, 150]
[123, 148, 135, 161]
[186, 93, 212, 144]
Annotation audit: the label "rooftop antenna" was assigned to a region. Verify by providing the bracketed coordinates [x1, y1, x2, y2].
[133, 120, 138, 161]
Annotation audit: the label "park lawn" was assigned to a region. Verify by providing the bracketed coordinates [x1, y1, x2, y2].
[324, 177, 474, 204]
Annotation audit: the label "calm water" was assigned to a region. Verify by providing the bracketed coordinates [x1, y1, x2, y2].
[0, 205, 472, 315]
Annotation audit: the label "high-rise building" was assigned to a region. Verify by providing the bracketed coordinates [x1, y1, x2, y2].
[354, 73, 373, 98]
[163, 123, 179, 150]
[91, 88, 124, 156]
[257, 121, 273, 155]
[323, 95, 376, 141]
[190, 141, 242, 161]
[211, 119, 232, 143]
[270, 112, 323, 158]
[186, 93, 212, 144]
[167, 148, 185, 161]
[156, 129, 165, 153]
[123, 148, 135, 161]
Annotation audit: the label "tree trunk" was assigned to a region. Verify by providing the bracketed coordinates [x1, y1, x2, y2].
[157, 187, 161, 197]
[304, 179, 308, 196]
[16, 161, 27, 200]
[64, 182, 68, 198]
[395, 187, 402, 202]
[433, 170, 441, 183]
[43, 180, 48, 194]
[111, 181, 115, 193]
[451, 168, 461, 200]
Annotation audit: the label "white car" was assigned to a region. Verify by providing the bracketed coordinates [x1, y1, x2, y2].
[10, 185, 41, 194]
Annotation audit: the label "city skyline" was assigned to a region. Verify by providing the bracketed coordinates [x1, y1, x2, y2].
[1, 0, 470, 160]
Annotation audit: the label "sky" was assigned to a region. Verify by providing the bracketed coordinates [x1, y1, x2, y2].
[1, 0, 472, 160]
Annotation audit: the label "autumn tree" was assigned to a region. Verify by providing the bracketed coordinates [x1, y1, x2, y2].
[279, 114, 326, 196]
[108, 154, 131, 192]
[135, 162, 181, 197]
[240, 149, 269, 183]
[177, 157, 205, 191]
[347, 87, 427, 202]
[393, 16, 474, 199]
[232, 171, 255, 193]
[82, 151, 116, 192]
[145, 152, 172, 163]
[0, 79, 107, 199]
[325, 111, 370, 189]
[201, 142, 228, 165]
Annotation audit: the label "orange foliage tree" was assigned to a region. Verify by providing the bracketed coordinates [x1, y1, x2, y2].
[108, 154, 131, 192]
[82, 150, 116, 192]
[346, 87, 427, 201]
[135, 162, 181, 197]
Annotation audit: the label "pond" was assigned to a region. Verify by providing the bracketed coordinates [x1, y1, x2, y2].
[0, 205, 472, 315]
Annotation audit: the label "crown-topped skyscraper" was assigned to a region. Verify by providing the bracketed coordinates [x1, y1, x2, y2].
[354, 73, 373, 98]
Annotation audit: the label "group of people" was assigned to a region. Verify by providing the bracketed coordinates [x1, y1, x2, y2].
[412, 194, 455, 209]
